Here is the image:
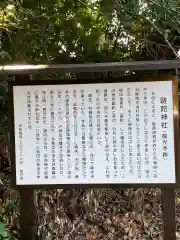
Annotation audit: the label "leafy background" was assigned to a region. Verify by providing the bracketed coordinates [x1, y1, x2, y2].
[0, 0, 180, 239]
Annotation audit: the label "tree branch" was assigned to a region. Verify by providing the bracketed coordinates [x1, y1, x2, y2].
[147, 19, 180, 59]
[112, 25, 121, 58]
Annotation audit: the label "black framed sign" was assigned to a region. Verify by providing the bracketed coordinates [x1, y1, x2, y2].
[8, 75, 179, 188]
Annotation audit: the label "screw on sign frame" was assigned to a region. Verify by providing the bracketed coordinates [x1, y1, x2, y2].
[6, 61, 180, 240]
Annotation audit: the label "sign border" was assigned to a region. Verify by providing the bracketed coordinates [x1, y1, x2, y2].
[8, 74, 180, 188]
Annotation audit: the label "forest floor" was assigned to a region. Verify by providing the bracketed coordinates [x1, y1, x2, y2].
[1, 169, 180, 240]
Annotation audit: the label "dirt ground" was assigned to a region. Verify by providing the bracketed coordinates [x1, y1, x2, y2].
[1, 171, 180, 240]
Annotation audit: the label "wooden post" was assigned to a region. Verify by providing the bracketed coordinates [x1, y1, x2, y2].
[20, 187, 37, 240]
[162, 188, 176, 240]
[15, 75, 37, 240]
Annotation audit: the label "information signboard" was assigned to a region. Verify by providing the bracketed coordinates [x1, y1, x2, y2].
[8, 77, 179, 186]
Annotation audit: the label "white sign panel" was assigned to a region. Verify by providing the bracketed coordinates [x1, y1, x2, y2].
[13, 81, 175, 185]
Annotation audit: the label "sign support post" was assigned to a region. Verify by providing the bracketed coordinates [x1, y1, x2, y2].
[19, 186, 37, 240]
[162, 188, 176, 240]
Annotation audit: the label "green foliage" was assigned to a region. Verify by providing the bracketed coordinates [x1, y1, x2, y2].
[0, 220, 18, 239]
[0, 221, 7, 238]
[22, 0, 61, 8]
[0, 0, 179, 67]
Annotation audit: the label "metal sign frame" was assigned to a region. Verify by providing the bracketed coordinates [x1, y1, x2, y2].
[8, 74, 179, 189]
[3, 59, 180, 74]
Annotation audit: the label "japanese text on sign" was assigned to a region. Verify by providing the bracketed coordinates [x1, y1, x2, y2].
[13, 81, 175, 185]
